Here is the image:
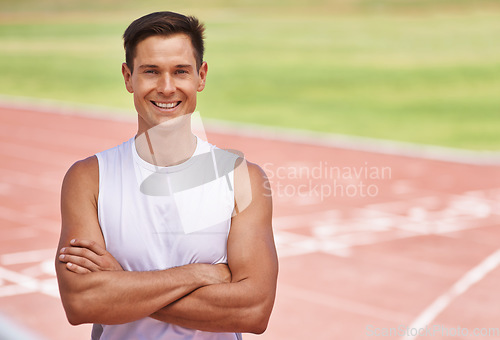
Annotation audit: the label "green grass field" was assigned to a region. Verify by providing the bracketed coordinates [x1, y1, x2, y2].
[1, 0, 499, 150]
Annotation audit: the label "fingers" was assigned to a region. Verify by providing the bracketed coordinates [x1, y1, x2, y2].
[59, 253, 99, 272]
[59, 240, 103, 272]
[214, 263, 232, 284]
[58, 239, 124, 273]
[70, 238, 107, 256]
[60, 245, 100, 268]
[65, 262, 91, 274]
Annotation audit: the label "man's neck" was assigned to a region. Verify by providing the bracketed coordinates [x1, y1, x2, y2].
[135, 117, 197, 167]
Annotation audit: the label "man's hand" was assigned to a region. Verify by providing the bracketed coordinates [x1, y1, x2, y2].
[209, 263, 232, 285]
[59, 238, 123, 274]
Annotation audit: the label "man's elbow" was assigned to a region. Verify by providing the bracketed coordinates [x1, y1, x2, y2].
[246, 315, 270, 334]
[66, 311, 85, 326]
[57, 267, 104, 325]
[61, 291, 97, 326]
[63, 299, 89, 325]
[59, 281, 99, 325]
[248, 318, 269, 335]
[244, 302, 273, 334]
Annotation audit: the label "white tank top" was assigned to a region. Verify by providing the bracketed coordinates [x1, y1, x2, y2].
[93, 136, 242, 340]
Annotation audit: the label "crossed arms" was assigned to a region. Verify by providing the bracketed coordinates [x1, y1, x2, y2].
[55, 155, 278, 333]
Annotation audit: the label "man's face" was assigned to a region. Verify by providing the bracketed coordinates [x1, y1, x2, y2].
[122, 34, 207, 134]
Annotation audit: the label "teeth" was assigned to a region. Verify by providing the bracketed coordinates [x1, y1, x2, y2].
[154, 101, 178, 109]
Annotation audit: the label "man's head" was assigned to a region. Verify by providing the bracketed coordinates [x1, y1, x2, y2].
[121, 11, 208, 134]
[123, 11, 205, 72]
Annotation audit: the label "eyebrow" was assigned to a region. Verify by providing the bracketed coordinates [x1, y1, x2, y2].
[138, 64, 159, 69]
[138, 64, 193, 69]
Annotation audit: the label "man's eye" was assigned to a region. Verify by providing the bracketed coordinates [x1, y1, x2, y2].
[176, 70, 188, 74]
[145, 70, 157, 74]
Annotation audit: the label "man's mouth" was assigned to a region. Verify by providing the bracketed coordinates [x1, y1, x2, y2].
[151, 101, 181, 109]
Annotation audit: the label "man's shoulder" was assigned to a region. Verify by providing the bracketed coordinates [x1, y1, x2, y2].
[235, 160, 268, 184]
[64, 156, 99, 185]
[233, 160, 271, 215]
[61, 156, 99, 204]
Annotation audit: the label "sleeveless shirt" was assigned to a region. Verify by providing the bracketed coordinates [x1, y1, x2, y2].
[92, 136, 242, 340]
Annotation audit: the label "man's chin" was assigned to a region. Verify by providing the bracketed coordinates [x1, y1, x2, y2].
[141, 113, 194, 133]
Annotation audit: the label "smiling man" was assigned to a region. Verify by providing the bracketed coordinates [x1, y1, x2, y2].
[55, 11, 278, 340]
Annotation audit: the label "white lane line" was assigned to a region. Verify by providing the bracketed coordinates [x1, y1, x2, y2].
[205, 122, 500, 166]
[401, 248, 500, 340]
[0, 285, 37, 298]
[0, 94, 135, 122]
[0, 266, 59, 298]
[1, 249, 56, 265]
[273, 209, 341, 230]
[0, 267, 39, 292]
[36, 278, 59, 298]
[280, 283, 412, 324]
[275, 229, 354, 258]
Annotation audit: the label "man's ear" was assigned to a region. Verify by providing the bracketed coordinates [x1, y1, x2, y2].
[197, 61, 208, 92]
[122, 63, 134, 93]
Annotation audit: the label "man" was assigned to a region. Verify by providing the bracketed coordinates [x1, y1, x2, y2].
[55, 11, 278, 340]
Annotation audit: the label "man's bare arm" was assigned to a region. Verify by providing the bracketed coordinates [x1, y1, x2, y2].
[149, 161, 279, 334]
[55, 156, 229, 326]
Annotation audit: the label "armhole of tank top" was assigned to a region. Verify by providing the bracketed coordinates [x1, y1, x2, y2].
[209, 145, 238, 212]
[94, 152, 104, 225]
[230, 156, 238, 209]
[210, 146, 239, 237]
[229, 154, 240, 230]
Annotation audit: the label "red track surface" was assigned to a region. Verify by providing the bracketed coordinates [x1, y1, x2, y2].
[0, 105, 499, 340]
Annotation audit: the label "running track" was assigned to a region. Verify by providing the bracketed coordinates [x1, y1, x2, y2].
[0, 103, 499, 340]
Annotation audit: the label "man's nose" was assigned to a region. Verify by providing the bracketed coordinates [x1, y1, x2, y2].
[157, 73, 175, 95]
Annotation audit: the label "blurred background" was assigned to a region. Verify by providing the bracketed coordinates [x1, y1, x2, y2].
[1, 0, 499, 149]
[1, 1, 500, 339]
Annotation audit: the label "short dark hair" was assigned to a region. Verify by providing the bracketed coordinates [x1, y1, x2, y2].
[123, 11, 205, 72]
